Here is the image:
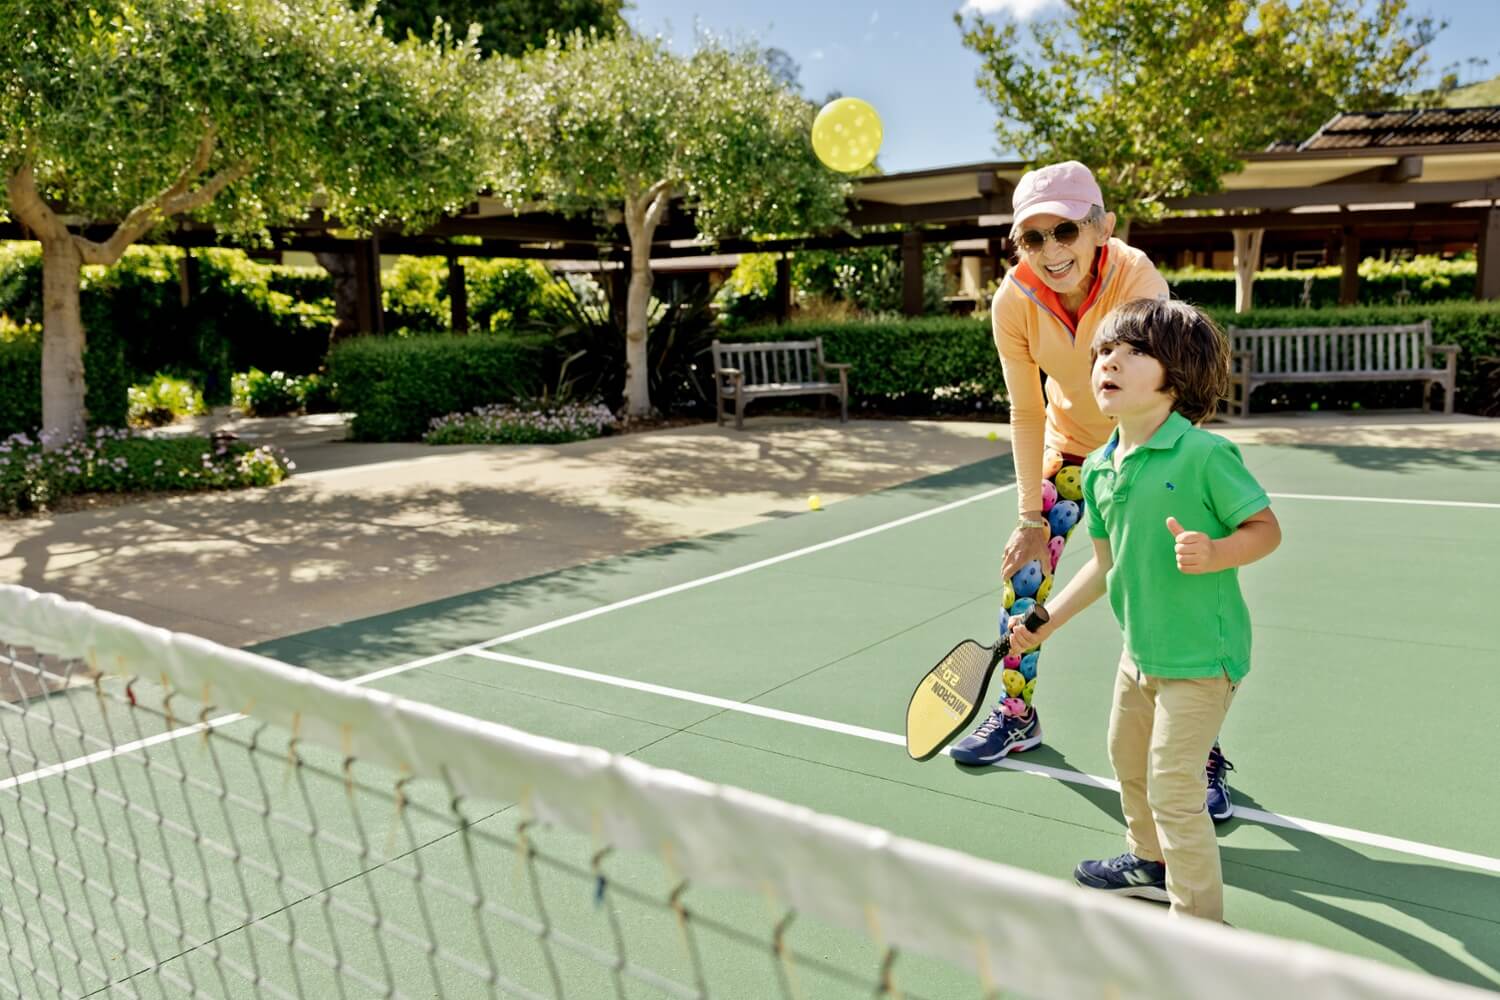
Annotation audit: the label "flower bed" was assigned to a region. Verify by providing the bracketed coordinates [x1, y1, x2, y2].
[1, 428, 294, 516]
[423, 402, 616, 445]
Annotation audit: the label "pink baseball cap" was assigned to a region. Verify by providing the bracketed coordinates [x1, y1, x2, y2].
[1012, 161, 1104, 228]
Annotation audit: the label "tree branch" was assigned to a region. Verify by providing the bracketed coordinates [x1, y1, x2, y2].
[4, 162, 71, 244]
[642, 178, 673, 233]
[77, 129, 251, 265]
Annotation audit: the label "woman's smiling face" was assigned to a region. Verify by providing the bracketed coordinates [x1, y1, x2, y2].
[1015, 211, 1114, 298]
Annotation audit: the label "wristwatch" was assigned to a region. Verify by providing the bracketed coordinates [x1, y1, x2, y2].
[1018, 516, 1047, 530]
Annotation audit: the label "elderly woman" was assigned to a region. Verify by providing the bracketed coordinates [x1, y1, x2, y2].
[950, 161, 1235, 822]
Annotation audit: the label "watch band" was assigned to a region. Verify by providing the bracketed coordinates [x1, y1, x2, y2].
[1018, 517, 1047, 530]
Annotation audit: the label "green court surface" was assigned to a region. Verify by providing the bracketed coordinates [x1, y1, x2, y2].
[229, 442, 1500, 994]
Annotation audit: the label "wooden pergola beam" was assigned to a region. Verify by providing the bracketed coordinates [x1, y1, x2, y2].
[1168, 178, 1500, 212]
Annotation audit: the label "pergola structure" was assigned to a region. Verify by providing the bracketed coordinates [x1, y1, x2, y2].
[3, 107, 1496, 329]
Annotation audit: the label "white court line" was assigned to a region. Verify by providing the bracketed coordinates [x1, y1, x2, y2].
[472, 648, 1500, 877]
[1268, 492, 1500, 510]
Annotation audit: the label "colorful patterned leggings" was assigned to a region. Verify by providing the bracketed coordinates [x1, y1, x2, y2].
[996, 449, 1088, 718]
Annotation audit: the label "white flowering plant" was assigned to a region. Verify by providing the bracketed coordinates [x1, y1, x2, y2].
[0, 428, 293, 515]
[423, 401, 616, 446]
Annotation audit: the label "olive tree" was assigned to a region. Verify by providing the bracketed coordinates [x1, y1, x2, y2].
[0, 0, 490, 441]
[490, 31, 849, 416]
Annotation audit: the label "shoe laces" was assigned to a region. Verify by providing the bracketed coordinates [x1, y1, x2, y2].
[1206, 746, 1234, 784]
[1107, 852, 1147, 871]
[973, 709, 1007, 737]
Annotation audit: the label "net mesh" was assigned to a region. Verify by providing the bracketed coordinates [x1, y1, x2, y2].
[0, 585, 1483, 1000]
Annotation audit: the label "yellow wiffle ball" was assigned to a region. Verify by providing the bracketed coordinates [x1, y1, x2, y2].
[812, 97, 883, 173]
[808, 494, 822, 511]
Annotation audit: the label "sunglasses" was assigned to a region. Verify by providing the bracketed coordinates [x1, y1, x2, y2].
[1014, 218, 1092, 252]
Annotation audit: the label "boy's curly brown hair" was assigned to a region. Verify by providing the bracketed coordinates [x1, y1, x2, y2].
[1090, 299, 1230, 424]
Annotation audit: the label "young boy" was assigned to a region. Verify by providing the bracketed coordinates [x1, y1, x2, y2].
[1007, 298, 1281, 922]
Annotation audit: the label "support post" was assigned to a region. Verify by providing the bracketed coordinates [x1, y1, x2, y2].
[1339, 226, 1360, 306]
[447, 256, 469, 332]
[1479, 207, 1500, 301]
[901, 230, 923, 317]
[774, 253, 792, 324]
[353, 233, 385, 334]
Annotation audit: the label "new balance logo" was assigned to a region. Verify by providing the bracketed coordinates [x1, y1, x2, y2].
[1124, 867, 1161, 886]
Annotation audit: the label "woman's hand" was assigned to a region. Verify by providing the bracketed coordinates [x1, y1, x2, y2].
[1001, 517, 1052, 581]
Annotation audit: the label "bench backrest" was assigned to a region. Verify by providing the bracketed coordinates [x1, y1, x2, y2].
[711, 338, 827, 386]
[1227, 322, 1432, 375]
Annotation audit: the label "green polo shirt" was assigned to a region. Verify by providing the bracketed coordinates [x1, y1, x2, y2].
[1082, 412, 1270, 681]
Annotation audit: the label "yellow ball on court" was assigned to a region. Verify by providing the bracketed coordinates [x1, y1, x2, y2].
[987, 431, 999, 442]
[808, 494, 822, 511]
[812, 97, 883, 173]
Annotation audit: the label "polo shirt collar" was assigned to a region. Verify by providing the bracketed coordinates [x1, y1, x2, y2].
[1101, 410, 1192, 458]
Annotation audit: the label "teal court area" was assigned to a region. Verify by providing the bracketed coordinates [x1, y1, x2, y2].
[236, 435, 1500, 995]
[2, 417, 1499, 998]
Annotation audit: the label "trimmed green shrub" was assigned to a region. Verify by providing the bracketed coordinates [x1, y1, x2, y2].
[230, 368, 329, 417]
[424, 401, 616, 445]
[0, 427, 292, 516]
[127, 373, 207, 427]
[329, 333, 547, 441]
[719, 316, 1005, 414]
[1167, 256, 1477, 310]
[1204, 302, 1500, 413]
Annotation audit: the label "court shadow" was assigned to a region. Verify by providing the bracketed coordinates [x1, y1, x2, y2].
[1218, 790, 1500, 991]
[1017, 761, 1500, 990]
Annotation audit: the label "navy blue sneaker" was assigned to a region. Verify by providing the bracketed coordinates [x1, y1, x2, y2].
[948, 708, 1043, 766]
[1206, 744, 1235, 824]
[1073, 852, 1168, 901]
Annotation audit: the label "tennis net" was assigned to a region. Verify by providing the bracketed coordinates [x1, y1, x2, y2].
[0, 584, 1483, 999]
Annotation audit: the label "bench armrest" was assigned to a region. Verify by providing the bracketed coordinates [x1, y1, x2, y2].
[1230, 350, 1254, 376]
[718, 366, 742, 379]
[1427, 344, 1459, 358]
[820, 362, 852, 372]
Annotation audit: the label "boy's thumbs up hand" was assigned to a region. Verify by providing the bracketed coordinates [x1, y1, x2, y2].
[1166, 516, 1216, 574]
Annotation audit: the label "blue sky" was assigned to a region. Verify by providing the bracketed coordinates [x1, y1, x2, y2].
[624, 0, 1500, 173]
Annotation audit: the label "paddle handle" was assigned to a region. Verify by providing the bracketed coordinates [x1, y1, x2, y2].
[1001, 604, 1050, 656]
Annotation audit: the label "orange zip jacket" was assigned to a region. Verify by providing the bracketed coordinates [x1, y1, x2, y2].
[992, 238, 1170, 515]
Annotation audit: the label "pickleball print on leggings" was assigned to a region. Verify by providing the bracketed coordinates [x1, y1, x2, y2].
[997, 448, 1085, 717]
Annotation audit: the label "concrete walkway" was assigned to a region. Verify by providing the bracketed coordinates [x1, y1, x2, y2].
[4, 410, 1497, 647]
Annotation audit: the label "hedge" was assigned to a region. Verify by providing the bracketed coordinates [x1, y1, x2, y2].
[1166, 257, 1477, 310]
[1202, 302, 1500, 413]
[718, 316, 1004, 414]
[0, 324, 131, 435]
[724, 303, 1500, 416]
[328, 332, 548, 441]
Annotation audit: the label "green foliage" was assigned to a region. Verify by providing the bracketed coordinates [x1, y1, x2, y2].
[328, 333, 546, 441]
[424, 401, 616, 445]
[368, 0, 626, 57]
[719, 317, 1007, 414]
[0, 243, 333, 407]
[231, 368, 328, 417]
[127, 373, 207, 427]
[491, 31, 849, 240]
[1204, 301, 1500, 412]
[383, 256, 451, 332]
[525, 276, 721, 415]
[717, 247, 952, 329]
[468, 258, 574, 332]
[0, 336, 42, 438]
[1, 0, 491, 236]
[0, 428, 291, 516]
[1166, 256, 1478, 309]
[958, 0, 1435, 221]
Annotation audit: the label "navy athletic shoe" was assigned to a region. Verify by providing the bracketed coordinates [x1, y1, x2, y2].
[1073, 852, 1168, 902]
[1206, 744, 1235, 824]
[948, 708, 1043, 766]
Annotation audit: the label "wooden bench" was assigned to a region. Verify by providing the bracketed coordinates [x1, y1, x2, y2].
[710, 338, 851, 429]
[1225, 321, 1458, 417]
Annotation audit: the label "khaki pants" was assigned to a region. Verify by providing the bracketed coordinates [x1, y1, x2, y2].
[1107, 652, 1238, 921]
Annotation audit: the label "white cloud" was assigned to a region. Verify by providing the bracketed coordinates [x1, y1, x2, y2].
[809, 48, 825, 61]
[869, 10, 880, 25]
[960, 0, 1061, 18]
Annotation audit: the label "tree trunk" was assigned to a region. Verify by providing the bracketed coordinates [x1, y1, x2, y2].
[40, 238, 87, 446]
[622, 184, 671, 417]
[315, 251, 362, 342]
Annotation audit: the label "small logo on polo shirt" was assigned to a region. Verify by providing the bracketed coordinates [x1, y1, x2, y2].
[1164, 481, 1176, 491]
